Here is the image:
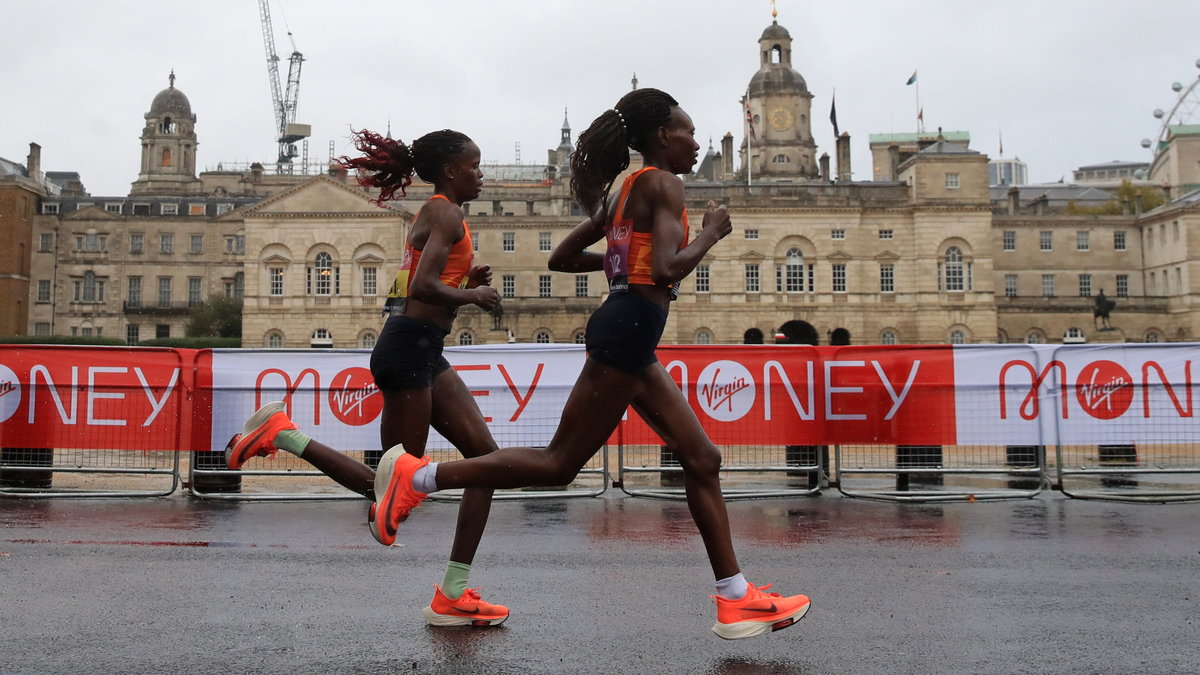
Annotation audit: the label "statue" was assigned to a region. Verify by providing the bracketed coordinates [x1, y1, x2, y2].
[1094, 290, 1116, 330]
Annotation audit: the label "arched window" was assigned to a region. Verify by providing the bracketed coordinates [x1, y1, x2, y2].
[82, 270, 97, 302]
[535, 330, 551, 344]
[771, 45, 782, 64]
[307, 251, 339, 295]
[161, 148, 172, 167]
[266, 331, 284, 348]
[1026, 330, 1045, 344]
[881, 330, 898, 345]
[949, 329, 967, 344]
[782, 247, 810, 293]
[696, 329, 713, 345]
[360, 331, 377, 349]
[573, 331, 586, 344]
[310, 328, 333, 348]
[1144, 330, 1162, 343]
[772, 154, 791, 164]
[458, 331, 474, 346]
[941, 246, 964, 292]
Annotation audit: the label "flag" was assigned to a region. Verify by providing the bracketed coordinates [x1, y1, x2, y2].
[830, 94, 839, 137]
[999, 130, 1004, 156]
[917, 108, 924, 124]
[743, 94, 756, 141]
[906, 70, 918, 86]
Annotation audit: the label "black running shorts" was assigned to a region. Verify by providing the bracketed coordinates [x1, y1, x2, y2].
[370, 315, 452, 391]
[584, 291, 668, 375]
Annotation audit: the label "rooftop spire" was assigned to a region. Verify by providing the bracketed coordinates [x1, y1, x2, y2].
[771, 0, 778, 21]
[631, 72, 638, 90]
[169, 69, 176, 87]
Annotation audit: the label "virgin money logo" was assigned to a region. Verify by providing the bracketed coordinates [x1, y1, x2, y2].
[0, 364, 19, 423]
[328, 367, 382, 426]
[1075, 360, 1133, 420]
[696, 360, 756, 422]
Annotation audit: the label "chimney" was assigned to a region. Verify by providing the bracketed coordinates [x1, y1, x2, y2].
[819, 153, 831, 182]
[250, 162, 264, 182]
[888, 144, 900, 181]
[1135, 194, 1144, 216]
[26, 142, 42, 184]
[836, 132, 852, 182]
[721, 133, 734, 176]
[1007, 186, 1019, 215]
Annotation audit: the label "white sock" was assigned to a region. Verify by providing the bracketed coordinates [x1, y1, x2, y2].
[411, 462, 439, 494]
[715, 572, 749, 600]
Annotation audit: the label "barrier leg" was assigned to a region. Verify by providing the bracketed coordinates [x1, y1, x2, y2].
[0, 448, 54, 490]
[1098, 444, 1138, 488]
[192, 450, 242, 493]
[786, 445, 827, 489]
[1006, 445, 1043, 490]
[896, 445, 943, 491]
[660, 446, 683, 487]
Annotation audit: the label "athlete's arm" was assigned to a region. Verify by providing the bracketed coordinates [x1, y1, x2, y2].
[648, 174, 731, 286]
[548, 209, 606, 273]
[410, 201, 499, 310]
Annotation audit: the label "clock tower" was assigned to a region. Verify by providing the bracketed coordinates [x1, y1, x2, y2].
[739, 16, 819, 182]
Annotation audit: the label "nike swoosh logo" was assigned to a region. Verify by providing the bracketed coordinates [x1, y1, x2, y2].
[453, 606, 481, 614]
[742, 602, 778, 613]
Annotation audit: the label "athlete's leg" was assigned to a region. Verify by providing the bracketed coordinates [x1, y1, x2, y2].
[433, 359, 642, 490]
[631, 363, 739, 580]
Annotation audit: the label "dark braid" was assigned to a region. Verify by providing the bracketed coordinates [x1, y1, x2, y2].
[570, 88, 679, 216]
[338, 128, 472, 204]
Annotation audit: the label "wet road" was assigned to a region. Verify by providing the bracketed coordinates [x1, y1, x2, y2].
[2, 493, 1198, 674]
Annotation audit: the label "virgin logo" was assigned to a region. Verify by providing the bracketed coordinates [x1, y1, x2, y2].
[1075, 360, 1133, 420]
[0, 364, 19, 423]
[328, 367, 382, 426]
[696, 360, 756, 422]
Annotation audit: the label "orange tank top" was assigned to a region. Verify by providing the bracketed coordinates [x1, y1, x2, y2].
[603, 166, 690, 299]
[384, 194, 474, 312]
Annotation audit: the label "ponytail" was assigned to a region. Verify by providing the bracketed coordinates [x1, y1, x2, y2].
[339, 128, 473, 204]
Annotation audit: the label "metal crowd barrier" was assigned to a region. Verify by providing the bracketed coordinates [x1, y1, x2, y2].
[1054, 443, 1200, 503]
[0, 447, 180, 499]
[834, 443, 1046, 502]
[615, 438, 825, 500]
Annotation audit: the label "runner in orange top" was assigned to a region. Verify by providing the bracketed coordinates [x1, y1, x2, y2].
[369, 88, 811, 638]
[226, 128, 508, 627]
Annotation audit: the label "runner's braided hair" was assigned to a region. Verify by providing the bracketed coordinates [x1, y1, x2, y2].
[338, 128, 472, 204]
[570, 87, 679, 216]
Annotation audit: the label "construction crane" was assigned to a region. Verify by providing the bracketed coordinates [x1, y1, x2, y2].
[258, 0, 310, 167]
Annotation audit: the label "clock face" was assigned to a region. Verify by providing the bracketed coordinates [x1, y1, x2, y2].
[769, 107, 794, 131]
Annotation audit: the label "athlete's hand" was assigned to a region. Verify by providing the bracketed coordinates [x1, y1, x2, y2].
[466, 264, 492, 289]
[472, 285, 500, 311]
[701, 200, 732, 242]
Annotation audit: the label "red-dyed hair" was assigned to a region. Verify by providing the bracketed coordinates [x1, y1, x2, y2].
[337, 128, 472, 204]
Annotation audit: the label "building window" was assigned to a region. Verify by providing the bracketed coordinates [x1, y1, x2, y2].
[225, 235, 245, 254]
[126, 324, 139, 345]
[1026, 330, 1045, 344]
[1004, 274, 1018, 297]
[1144, 331, 1162, 343]
[1076, 231, 1090, 251]
[831, 229, 845, 240]
[538, 274, 552, 298]
[949, 329, 966, 344]
[1116, 274, 1129, 297]
[745, 229, 759, 240]
[42, 203, 59, 215]
[161, 148, 172, 166]
[160, 233, 174, 254]
[190, 234, 204, 254]
[880, 263, 895, 293]
[269, 268, 284, 296]
[128, 276, 142, 306]
[225, 272, 244, 299]
[308, 252, 338, 295]
[105, 203, 122, 214]
[941, 246, 965, 292]
[879, 229, 893, 240]
[188, 277, 202, 306]
[944, 173, 960, 189]
[502, 274, 515, 298]
[502, 232, 515, 252]
[1039, 231, 1052, 251]
[33, 322, 49, 336]
[38, 233, 53, 252]
[36, 280, 50, 303]
[575, 275, 588, 298]
[695, 329, 713, 345]
[133, 203, 150, 215]
[832, 263, 847, 292]
[1002, 231, 1015, 251]
[472, 233, 479, 252]
[783, 248, 809, 292]
[538, 232, 552, 252]
[130, 233, 144, 253]
[772, 154, 791, 164]
[574, 331, 586, 344]
[158, 277, 172, 306]
[76, 271, 104, 303]
[216, 203, 233, 215]
[1065, 327, 1085, 341]
[1150, 271, 1157, 294]
[360, 332, 377, 349]
[266, 331, 284, 348]
[1176, 267, 1183, 294]
[695, 264, 710, 293]
[1174, 221, 1181, 242]
[361, 267, 377, 296]
[881, 330, 897, 345]
[1078, 273, 1092, 297]
[189, 204, 206, 216]
[744, 263, 760, 293]
[1041, 274, 1055, 297]
[535, 330, 551, 344]
[161, 203, 178, 216]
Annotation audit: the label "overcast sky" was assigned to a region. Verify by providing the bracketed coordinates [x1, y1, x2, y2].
[4, 0, 1200, 197]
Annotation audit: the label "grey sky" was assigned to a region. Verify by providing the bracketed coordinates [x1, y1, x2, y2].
[4, 0, 1200, 197]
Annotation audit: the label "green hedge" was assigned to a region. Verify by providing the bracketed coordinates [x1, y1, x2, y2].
[0, 335, 126, 346]
[134, 337, 242, 348]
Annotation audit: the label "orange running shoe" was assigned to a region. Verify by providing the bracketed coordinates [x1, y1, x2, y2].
[225, 401, 296, 470]
[423, 585, 509, 627]
[710, 582, 810, 640]
[367, 447, 430, 546]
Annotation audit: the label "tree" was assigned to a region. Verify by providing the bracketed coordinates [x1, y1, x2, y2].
[186, 294, 243, 338]
[1067, 180, 1165, 215]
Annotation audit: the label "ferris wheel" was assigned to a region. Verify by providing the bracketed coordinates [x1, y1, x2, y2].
[1140, 59, 1200, 168]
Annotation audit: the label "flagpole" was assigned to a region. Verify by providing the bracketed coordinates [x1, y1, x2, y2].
[915, 77, 922, 133]
[744, 93, 753, 188]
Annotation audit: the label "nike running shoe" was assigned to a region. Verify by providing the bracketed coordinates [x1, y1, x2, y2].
[225, 401, 296, 470]
[423, 585, 509, 627]
[367, 447, 430, 546]
[710, 582, 810, 640]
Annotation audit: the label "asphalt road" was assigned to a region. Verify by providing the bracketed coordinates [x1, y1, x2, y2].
[2, 492, 1198, 674]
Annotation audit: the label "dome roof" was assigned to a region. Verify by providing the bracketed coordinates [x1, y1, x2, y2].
[748, 66, 808, 96]
[760, 21, 791, 41]
[150, 74, 192, 117]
